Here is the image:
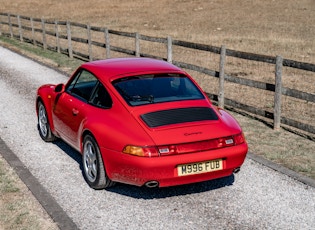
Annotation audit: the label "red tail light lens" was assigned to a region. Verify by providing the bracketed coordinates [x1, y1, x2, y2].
[123, 132, 246, 157]
[233, 132, 246, 145]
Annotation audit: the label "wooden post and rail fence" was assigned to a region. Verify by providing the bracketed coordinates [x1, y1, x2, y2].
[1, 13, 315, 136]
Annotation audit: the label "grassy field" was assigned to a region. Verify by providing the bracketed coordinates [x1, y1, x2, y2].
[1, 0, 314, 63]
[0, 0, 315, 228]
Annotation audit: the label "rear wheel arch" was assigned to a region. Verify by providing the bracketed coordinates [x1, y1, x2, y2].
[81, 128, 110, 153]
[218, 108, 242, 131]
[81, 130, 109, 170]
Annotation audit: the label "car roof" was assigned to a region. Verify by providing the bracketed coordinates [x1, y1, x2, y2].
[80, 58, 184, 81]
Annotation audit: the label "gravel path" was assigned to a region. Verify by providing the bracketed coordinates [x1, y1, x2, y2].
[0, 46, 314, 230]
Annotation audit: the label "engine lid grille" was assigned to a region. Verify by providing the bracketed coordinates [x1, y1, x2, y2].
[141, 107, 219, 128]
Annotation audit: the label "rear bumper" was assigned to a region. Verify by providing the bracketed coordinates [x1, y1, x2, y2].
[101, 143, 247, 187]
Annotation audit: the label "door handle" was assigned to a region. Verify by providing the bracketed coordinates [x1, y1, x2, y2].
[72, 108, 79, 116]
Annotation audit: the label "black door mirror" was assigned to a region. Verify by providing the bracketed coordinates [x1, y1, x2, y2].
[55, 84, 65, 93]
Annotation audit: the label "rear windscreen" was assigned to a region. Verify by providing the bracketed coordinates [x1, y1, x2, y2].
[112, 74, 205, 106]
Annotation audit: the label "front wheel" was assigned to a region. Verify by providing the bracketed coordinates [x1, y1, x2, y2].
[37, 101, 56, 142]
[82, 135, 115, 189]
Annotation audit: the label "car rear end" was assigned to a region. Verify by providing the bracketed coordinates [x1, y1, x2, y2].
[103, 128, 247, 187]
[104, 63, 247, 187]
[103, 102, 247, 187]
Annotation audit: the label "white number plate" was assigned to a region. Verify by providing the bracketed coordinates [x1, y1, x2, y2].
[177, 159, 223, 176]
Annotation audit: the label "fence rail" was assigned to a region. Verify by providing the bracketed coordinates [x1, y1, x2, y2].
[1, 13, 315, 136]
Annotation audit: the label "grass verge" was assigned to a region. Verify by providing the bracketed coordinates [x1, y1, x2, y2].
[0, 155, 58, 230]
[0, 36, 83, 75]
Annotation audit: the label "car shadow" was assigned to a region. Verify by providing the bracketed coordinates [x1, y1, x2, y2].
[106, 175, 234, 199]
[52, 139, 235, 199]
[53, 139, 82, 165]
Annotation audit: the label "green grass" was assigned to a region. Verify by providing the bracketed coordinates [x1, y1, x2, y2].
[0, 156, 58, 230]
[0, 161, 20, 194]
[231, 111, 315, 179]
[0, 36, 83, 75]
[0, 158, 32, 229]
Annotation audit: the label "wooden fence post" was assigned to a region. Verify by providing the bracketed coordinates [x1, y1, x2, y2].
[274, 55, 283, 130]
[104, 28, 110, 59]
[167, 36, 172, 63]
[135, 32, 140, 57]
[55, 20, 60, 53]
[218, 45, 226, 108]
[67, 21, 73, 58]
[31, 18, 36, 46]
[87, 24, 92, 61]
[17, 15, 23, 42]
[8, 14, 13, 38]
[41, 18, 47, 50]
[0, 14, 2, 36]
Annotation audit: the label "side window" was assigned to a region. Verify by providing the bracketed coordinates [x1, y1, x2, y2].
[90, 83, 113, 109]
[66, 69, 98, 101]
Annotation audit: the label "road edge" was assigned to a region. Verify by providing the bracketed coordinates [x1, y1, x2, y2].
[0, 137, 79, 230]
[247, 152, 315, 188]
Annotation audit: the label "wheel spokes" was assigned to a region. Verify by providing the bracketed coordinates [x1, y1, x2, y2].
[38, 105, 48, 136]
[84, 142, 98, 182]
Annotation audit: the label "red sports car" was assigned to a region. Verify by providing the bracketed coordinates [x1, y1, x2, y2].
[36, 58, 247, 189]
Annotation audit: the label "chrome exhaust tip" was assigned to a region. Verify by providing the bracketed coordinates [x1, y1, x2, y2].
[144, 181, 159, 188]
[233, 167, 241, 174]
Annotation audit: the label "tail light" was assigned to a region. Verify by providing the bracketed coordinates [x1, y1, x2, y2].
[123, 146, 159, 157]
[233, 132, 246, 145]
[123, 132, 246, 157]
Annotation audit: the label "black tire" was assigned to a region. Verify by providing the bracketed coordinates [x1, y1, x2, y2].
[82, 135, 115, 189]
[37, 101, 56, 142]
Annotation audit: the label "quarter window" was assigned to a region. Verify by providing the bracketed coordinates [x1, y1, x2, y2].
[90, 83, 113, 108]
[66, 69, 98, 101]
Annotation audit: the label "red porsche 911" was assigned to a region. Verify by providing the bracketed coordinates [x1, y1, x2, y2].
[36, 58, 247, 189]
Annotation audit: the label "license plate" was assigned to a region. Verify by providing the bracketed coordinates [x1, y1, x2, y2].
[177, 159, 223, 176]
